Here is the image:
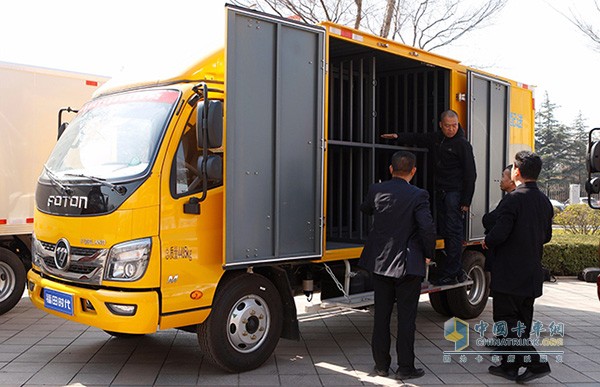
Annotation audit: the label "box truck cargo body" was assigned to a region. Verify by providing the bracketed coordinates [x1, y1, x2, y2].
[0, 62, 107, 314]
[27, 5, 534, 372]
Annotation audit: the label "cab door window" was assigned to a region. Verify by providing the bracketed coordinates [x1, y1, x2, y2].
[171, 111, 222, 197]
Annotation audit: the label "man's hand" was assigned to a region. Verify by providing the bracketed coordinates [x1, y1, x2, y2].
[425, 258, 431, 265]
[482, 240, 488, 250]
[460, 205, 470, 213]
[381, 133, 398, 139]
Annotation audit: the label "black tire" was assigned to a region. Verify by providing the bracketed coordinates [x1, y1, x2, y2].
[103, 330, 144, 339]
[446, 250, 490, 319]
[0, 248, 27, 315]
[428, 291, 453, 316]
[197, 273, 283, 373]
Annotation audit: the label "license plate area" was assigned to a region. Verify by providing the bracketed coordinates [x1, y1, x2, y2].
[43, 288, 74, 316]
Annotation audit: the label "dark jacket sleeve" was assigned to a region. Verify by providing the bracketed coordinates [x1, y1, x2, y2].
[484, 195, 517, 248]
[414, 189, 436, 258]
[360, 186, 374, 216]
[460, 141, 477, 206]
[394, 132, 436, 148]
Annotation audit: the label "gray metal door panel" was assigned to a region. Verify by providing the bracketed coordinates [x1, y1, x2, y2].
[225, 6, 325, 266]
[467, 71, 509, 241]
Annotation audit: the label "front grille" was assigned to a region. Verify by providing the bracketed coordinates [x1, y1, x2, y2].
[42, 256, 96, 275]
[37, 239, 106, 284]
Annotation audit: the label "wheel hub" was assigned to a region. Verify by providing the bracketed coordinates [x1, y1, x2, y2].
[0, 261, 17, 303]
[466, 266, 485, 305]
[227, 295, 270, 353]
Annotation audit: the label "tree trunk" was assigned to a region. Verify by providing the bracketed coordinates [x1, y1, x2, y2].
[380, 0, 396, 38]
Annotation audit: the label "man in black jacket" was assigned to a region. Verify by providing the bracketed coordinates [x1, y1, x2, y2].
[382, 110, 476, 285]
[482, 164, 516, 272]
[359, 151, 436, 380]
[483, 151, 553, 383]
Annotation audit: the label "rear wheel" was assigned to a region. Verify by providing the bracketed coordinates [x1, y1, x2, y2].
[446, 250, 490, 319]
[197, 273, 283, 373]
[0, 248, 26, 315]
[428, 291, 453, 316]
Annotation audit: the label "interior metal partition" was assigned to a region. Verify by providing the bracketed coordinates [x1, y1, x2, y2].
[326, 37, 449, 246]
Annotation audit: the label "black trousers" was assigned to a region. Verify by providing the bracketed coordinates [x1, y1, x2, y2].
[372, 273, 421, 372]
[492, 291, 550, 371]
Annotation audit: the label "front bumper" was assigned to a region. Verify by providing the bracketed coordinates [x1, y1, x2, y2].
[27, 270, 159, 334]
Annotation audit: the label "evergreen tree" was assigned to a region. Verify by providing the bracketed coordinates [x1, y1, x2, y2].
[563, 112, 589, 192]
[535, 92, 570, 190]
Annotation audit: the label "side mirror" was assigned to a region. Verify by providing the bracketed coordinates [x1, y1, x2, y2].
[197, 100, 223, 149]
[588, 140, 600, 173]
[585, 178, 600, 195]
[197, 155, 223, 182]
[585, 128, 600, 209]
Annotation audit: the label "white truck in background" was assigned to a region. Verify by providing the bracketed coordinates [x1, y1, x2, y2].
[0, 62, 108, 314]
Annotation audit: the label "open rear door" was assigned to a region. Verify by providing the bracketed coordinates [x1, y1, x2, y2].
[467, 71, 509, 241]
[224, 5, 325, 267]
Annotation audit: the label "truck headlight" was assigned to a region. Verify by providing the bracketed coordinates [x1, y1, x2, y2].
[104, 238, 151, 281]
[31, 234, 44, 268]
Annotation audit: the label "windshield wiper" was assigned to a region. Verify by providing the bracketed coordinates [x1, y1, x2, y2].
[63, 173, 127, 195]
[43, 165, 73, 195]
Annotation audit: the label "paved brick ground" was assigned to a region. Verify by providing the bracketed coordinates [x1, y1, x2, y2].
[1, 278, 599, 386]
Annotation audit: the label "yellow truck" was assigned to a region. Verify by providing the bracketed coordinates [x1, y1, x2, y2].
[27, 5, 534, 372]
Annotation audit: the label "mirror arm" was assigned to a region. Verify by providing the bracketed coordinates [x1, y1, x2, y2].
[198, 83, 210, 203]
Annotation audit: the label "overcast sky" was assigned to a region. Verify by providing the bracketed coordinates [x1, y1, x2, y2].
[1, 0, 598, 128]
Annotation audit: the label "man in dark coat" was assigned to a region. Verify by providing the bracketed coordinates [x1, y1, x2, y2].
[359, 151, 436, 380]
[483, 151, 553, 383]
[482, 164, 516, 272]
[382, 110, 476, 285]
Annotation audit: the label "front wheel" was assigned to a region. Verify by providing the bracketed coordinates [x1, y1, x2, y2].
[197, 273, 283, 373]
[446, 250, 490, 319]
[0, 248, 26, 315]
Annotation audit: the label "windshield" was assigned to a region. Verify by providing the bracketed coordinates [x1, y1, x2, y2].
[44, 89, 180, 181]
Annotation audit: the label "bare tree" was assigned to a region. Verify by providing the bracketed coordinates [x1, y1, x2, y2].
[391, 0, 506, 50]
[565, 0, 600, 51]
[231, 0, 506, 51]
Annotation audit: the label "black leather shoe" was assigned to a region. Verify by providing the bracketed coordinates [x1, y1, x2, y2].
[488, 365, 518, 381]
[372, 366, 389, 377]
[395, 368, 425, 380]
[433, 276, 457, 286]
[516, 366, 551, 384]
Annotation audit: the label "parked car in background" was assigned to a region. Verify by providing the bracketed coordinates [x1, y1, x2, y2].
[564, 197, 600, 207]
[550, 199, 566, 213]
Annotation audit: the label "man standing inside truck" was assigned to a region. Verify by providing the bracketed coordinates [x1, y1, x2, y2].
[382, 110, 476, 286]
[359, 151, 436, 380]
[483, 151, 553, 383]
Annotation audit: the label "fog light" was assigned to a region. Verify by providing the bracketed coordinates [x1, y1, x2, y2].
[27, 280, 35, 292]
[82, 299, 95, 312]
[106, 302, 137, 316]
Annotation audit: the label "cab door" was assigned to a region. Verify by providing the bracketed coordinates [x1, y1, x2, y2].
[467, 71, 509, 241]
[159, 102, 224, 324]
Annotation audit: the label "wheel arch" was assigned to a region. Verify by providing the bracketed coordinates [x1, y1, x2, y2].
[216, 266, 299, 341]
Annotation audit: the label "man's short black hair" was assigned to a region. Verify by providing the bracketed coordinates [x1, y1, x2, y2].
[392, 151, 416, 174]
[514, 151, 542, 180]
[503, 164, 513, 172]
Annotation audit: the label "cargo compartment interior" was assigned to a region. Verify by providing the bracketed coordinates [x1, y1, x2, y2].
[325, 36, 450, 248]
